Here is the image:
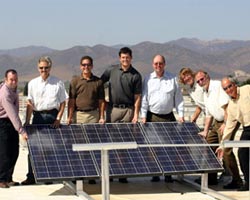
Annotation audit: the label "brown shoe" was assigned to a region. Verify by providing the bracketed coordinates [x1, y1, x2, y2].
[8, 181, 20, 186]
[0, 182, 9, 188]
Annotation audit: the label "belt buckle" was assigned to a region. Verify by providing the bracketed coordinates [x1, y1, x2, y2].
[119, 104, 126, 108]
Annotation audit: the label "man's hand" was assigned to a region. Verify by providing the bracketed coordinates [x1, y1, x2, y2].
[178, 117, 185, 123]
[21, 132, 28, 140]
[99, 118, 105, 124]
[52, 119, 61, 128]
[219, 123, 226, 135]
[141, 117, 146, 124]
[198, 131, 207, 138]
[216, 147, 224, 159]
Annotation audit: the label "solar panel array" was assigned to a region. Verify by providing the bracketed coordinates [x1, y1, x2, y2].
[26, 122, 223, 182]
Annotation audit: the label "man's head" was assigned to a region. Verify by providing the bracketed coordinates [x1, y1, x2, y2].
[119, 47, 132, 69]
[179, 67, 195, 87]
[38, 56, 52, 80]
[221, 77, 238, 99]
[80, 56, 93, 76]
[152, 55, 166, 77]
[5, 69, 18, 89]
[195, 70, 210, 90]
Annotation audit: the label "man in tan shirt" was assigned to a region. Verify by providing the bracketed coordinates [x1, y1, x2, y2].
[217, 77, 250, 191]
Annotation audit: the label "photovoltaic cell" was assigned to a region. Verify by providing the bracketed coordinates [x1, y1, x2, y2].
[26, 122, 223, 182]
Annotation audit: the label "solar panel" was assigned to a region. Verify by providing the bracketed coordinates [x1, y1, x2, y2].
[82, 123, 162, 177]
[26, 124, 99, 182]
[26, 122, 223, 182]
[140, 122, 223, 174]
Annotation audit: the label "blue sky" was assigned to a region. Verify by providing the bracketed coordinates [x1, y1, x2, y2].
[1, 0, 250, 50]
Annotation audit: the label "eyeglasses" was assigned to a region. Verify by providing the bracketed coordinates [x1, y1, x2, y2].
[223, 83, 233, 91]
[154, 62, 164, 66]
[196, 76, 205, 84]
[39, 66, 50, 70]
[81, 63, 92, 67]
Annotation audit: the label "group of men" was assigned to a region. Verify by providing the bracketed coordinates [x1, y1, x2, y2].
[0, 47, 249, 191]
[179, 68, 250, 191]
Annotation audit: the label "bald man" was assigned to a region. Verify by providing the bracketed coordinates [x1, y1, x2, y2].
[217, 77, 250, 191]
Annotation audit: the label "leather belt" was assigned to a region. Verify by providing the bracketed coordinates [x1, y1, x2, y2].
[112, 104, 133, 109]
[77, 108, 97, 112]
[33, 109, 58, 114]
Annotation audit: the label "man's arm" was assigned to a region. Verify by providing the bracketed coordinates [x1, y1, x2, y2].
[132, 94, 141, 123]
[191, 106, 202, 123]
[52, 101, 66, 128]
[98, 99, 106, 124]
[24, 100, 33, 125]
[198, 116, 213, 138]
[67, 99, 75, 125]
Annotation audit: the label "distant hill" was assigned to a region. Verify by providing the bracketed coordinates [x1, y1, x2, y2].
[1, 38, 250, 82]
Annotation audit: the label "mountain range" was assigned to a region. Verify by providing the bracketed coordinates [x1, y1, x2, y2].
[1, 38, 250, 83]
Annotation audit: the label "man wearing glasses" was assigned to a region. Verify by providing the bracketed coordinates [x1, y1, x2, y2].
[217, 77, 250, 191]
[140, 54, 184, 183]
[22, 56, 68, 185]
[67, 56, 105, 126]
[67, 56, 105, 184]
[195, 71, 242, 188]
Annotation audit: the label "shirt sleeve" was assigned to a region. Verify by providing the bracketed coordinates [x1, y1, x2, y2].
[174, 77, 184, 117]
[101, 67, 112, 83]
[222, 109, 238, 141]
[2, 91, 23, 133]
[140, 76, 149, 118]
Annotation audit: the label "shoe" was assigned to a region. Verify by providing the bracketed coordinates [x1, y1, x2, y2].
[0, 182, 9, 188]
[223, 181, 243, 189]
[165, 175, 173, 183]
[8, 181, 20, 186]
[194, 178, 217, 185]
[88, 180, 96, 184]
[237, 184, 249, 191]
[119, 178, 128, 183]
[21, 178, 35, 185]
[151, 176, 160, 182]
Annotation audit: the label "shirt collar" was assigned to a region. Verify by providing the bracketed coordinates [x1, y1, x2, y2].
[151, 71, 168, 79]
[39, 75, 50, 83]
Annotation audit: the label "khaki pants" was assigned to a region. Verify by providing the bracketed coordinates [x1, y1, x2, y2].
[110, 107, 134, 123]
[75, 110, 99, 123]
[207, 120, 241, 183]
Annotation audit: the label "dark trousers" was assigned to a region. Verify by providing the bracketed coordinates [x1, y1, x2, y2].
[147, 111, 176, 180]
[238, 126, 250, 185]
[0, 118, 19, 183]
[146, 111, 176, 122]
[26, 109, 58, 180]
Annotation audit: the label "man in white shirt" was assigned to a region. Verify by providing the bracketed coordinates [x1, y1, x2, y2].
[195, 71, 242, 188]
[140, 54, 184, 182]
[22, 56, 68, 185]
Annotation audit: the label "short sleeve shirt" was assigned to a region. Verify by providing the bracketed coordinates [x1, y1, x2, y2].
[69, 74, 104, 110]
[101, 64, 142, 105]
[27, 75, 68, 111]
